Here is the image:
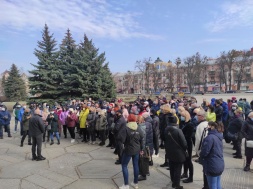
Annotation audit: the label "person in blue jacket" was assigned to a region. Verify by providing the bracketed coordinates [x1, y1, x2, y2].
[200, 121, 224, 189]
[18, 104, 26, 136]
[0, 105, 12, 138]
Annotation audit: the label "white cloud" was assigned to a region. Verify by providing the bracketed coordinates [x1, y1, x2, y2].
[206, 0, 253, 32]
[0, 0, 159, 39]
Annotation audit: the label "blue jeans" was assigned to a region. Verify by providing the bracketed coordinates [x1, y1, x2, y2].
[121, 153, 139, 185]
[206, 175, 222, 189]
[50, 132, 60, 141]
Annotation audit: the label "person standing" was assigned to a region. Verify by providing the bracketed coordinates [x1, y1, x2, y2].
[0, 105, 12, 138]
[13, 104, 21, 133]
[200, 121, 224, 189]
[20, 108, 32, 146]
[241, 112, 253, 172]
[114, 109, 127, 165]
[79, 103, 90, 142]
[60, 107, 68, 138]
[164, 115, 187, 189]
[47, 109, 60, 145]
[66, 108, 77, 143]
[29, 109, 46, 161]
[96, 109, 107, 146]
[119, 114, 144, 189]
[150, 109, 160, 158]
[86, 107, 96, 144]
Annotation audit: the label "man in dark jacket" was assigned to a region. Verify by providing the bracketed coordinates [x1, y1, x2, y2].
[47, 108, 60, 145]
[150, 109, 160, 157]
[227, 109, 244, 158]
[0, 105, 12, 138]
[29, 109, 45, 161]
[114, 109, 127, 165]
[164, 115, 187, 189]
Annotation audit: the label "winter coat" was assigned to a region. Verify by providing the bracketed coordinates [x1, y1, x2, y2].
[0, 110, 11, 125]
[113, 116, 127, 143]
[228, 116, 244, 138]
[86, 112, 96, 130]
[210, 98, 216, 107]
[66, 113, 77, 127]
[18, 107, 25, 122]
[152, 115, 160, 155]
[46, 113, 59, 133]
[124, 122, 144, 156]
[214, 105, 223, 122]
[195, 121, 209, 156]
[144, 117, 154, 155]
[96, 115, 107, 131]
[29, 114, 45, 137]
[200, 129, 224, 177]
[151, 103, 160, 112]
[221, 102, 228, 122]
[22, 112, 31, 131]
[59, 111, 69, 125]
[164, 125, 188, 163]
[79, 108, 89, 128]
[241, 118, 253, 157]
[159, 113, 170, 140]
[181, 121, 194, 154]
[206, 112, 216, 122]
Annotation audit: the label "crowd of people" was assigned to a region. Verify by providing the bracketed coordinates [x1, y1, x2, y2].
[0, 95, 253, 189]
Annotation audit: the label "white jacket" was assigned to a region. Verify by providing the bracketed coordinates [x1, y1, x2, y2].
[195, 121, 208, 156]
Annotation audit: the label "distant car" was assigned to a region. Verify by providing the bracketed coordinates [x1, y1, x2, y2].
[195, 91, 204, 95]
[212, 90, 220, 94]
[245, 90, 253, 93]
[225, 90, 236, 93]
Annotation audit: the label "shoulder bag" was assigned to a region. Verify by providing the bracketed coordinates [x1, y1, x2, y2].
[168, 132, 189, 158]
[246, 140, 253, 148]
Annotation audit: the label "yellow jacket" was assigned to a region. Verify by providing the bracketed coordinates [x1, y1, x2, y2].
[206, 112, 216, 122]
[79, 108, 90, 128]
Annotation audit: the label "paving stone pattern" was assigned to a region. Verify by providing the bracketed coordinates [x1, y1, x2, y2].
[0, 119, 252, 189]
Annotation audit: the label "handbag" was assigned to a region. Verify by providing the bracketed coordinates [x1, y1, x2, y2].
[227, 131, 238, 141]
[169, 132, 189, 158]
[246, 140, 253, 148]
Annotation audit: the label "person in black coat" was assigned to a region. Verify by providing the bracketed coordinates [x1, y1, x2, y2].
[227, 108, 244, 158]
[150, 109, 160, 157]
[179, 110, 194, 183]
[114, 109, 127, 165]
[241, 112, 253, 172]
[29, 109, 46, 161]
[164, 115, 187, 189]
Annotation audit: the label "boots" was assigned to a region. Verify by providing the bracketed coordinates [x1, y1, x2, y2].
[20, 143, 23, 147]
[57, 139, 60, 145]
[244, 164, 250, 172]
[50, 140, 54, 145]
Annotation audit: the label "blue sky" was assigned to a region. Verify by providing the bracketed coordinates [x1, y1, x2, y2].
[0, 0, 253, 74]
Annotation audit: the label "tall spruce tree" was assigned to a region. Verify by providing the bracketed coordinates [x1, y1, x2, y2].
[58, 29, 79, 99]
[79, 35, 116, 100]
[1, 75, 6, 95]
[4, 64, 27, 101]
[29, 24, 60, 100]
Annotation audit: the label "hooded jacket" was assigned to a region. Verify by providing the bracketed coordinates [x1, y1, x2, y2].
[123, 122, 144, 156]
[211, 98, 216, 107]
[200, 129, 224, 177]
[0, 109, 11, 125]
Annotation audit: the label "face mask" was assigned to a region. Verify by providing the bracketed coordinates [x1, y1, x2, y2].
[50, 111, 54, 114]
[181, 116, 185, 121]
[2, 108, 5, 111]
[194, 116, 198, 122]
[232, 107, 236, 110]
[23, 106, 26, 109]
[111, 111, 115, 115]
[146, 108, 150, 112]
[87, 104, 91, 107]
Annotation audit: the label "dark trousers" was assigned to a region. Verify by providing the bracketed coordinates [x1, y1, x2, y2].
[234, 138, 242, 156]
[88, 127, 96, 141]
[183, 143, 193, 178]
[43, 127, 50, 142]
[80, 128, 88, 141]
[68, 127, 75, 139]
[99, 130, 106, 143]
[169, 161, 183, 187]
[63, 125, 67, 137]
[116, 141, 124, 162]
[21, 130, 31, 144]
[32, 134, 43, 158]
[108, 130, 115, 146]
[246, 156, 253, 165]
